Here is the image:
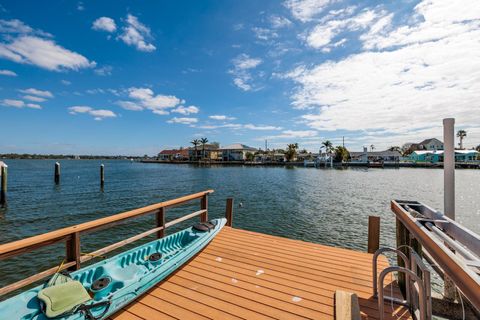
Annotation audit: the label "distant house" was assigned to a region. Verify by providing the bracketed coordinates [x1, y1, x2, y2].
[418, 138, 444, 150]
[409, 150, 479, 163]
[220, 143, 257, 161]
[406, 138, 444, 154]
[158, 149, 189, 161]
[189, 144, 220, 160]
[350, 148, 401, 163]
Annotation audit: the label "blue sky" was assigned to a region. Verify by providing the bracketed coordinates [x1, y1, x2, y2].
[1, 0, 479, 155]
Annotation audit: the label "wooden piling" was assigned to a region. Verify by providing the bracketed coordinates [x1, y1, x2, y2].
[0, 163, 7, 207]
[54, 162, 60, 184]
[367, 216, 380, 253]
[100, 164, 105, 188]
[226, 198, 234, 227]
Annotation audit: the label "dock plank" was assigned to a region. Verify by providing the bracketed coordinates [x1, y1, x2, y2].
[112, 227, 411, 320]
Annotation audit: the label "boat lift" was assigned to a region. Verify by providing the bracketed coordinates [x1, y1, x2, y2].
[373, 200, 480, 319]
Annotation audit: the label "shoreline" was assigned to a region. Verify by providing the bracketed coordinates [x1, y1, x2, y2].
[141, 159, 480, 169]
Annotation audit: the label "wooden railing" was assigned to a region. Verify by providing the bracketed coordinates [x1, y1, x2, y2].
[0, 190, 216, 296]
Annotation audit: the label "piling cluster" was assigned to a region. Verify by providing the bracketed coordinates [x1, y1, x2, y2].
[0, 162, 106, 207]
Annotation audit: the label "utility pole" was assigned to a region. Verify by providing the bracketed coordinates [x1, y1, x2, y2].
[342, 136, 345, 148]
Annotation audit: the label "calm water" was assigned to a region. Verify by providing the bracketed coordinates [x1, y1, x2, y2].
[1, 159, 479, 290]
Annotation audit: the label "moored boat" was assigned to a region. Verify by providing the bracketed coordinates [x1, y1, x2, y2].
[0, 218, 226, 320]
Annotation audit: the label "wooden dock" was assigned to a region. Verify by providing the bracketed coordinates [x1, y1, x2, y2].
[0, 190, 411, 319]
[110, 227, 411, 320]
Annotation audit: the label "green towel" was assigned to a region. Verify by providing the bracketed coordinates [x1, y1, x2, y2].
[37, 280, 91, 318]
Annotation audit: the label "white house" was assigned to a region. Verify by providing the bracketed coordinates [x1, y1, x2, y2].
[220, 144, 257, 161]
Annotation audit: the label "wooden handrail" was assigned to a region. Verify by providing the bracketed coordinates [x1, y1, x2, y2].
[0, 190, 213, 297]
[0, 190, 213, 260]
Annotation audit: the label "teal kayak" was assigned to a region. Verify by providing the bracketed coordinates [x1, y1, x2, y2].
[0, 218, 226, 320]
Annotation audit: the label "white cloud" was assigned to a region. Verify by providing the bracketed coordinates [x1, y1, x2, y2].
[209, 115, 236, 121]
[284, 0, 334, 22]
[263, 130, 319, 140]
[167, 117, 198, 125]
[229, 54, 263, 91]
[232, 54, 262, 70]
[1, 99, 25, 108]
[0, 69, 16, 76]
[94, 65, 113, 76]
[116, 101, 143, 111]
[26, 103, 41, 109]
[22, 95, 46, 102]
[270, 15, 292, 28]
[252, 27, 278, 41]
[77, 2, 84, 11]
[19, 88, 53, 98]
[118, 14, 156, 52]
[243, 124, 283, 130]
[0, 36, 95, 71]
[117, 87, 183, 115]
[92, 17, 116, 32]
[69, 105, 116, 120]
[61, 80, 71, 85]
[1, 99, 41, 109]
[0, 19, 51, 37]
[172, 105, 199, 115]
[287, 0, 480, 147]
[305, 8, 388, 49]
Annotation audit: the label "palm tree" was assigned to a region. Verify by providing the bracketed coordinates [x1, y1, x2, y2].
[285, 143, 299, 161]
[457, 130, 467, 149]
[190, 139, 200, 160]
[322, 140, 333, 154]
[370, 144, 375, 152]
[200, 137, 209, 159]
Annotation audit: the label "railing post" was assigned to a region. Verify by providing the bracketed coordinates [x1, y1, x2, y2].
[367, 216, 380, 253]
[156, 207, 165, 238]
[226, 198, 234, 227]
[66, 232, 81, 271]
[200, 194, 208, 222]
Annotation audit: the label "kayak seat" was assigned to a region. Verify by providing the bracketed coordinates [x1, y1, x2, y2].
[192, 220, 218, 232]
[37, 280, 91, 318]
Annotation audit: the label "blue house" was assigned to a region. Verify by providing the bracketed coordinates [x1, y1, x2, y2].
[409, 150, 479, 163]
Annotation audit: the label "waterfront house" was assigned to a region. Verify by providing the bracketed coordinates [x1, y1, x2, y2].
[409, 149, 479, 163]
[418, 138, 444, 150]
[219, 143, 257, 161]
[188, 144, 220, 161]
[350, 149, 401, 163]
[158, 149, 189, 161]
[406, 138, 444, 154]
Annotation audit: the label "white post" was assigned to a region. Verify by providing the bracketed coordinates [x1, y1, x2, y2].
[443, 118, 455, 220]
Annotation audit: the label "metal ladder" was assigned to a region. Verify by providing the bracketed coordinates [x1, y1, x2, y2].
[373, 247, 432, 320]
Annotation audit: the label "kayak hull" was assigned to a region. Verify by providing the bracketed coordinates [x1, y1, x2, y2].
[0, 218, 226, 320]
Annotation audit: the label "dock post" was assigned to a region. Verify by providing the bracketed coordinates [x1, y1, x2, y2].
[443, 118, 455, 220]
[156, 207, 165, 238]
[443, 118, 457, 301]
[396, 219, 408, 296]
[54, 162, 60, 184]
[0, 163, 7, 207]
[100, 164, 105, 189]
[367, 216, 380, 254]
[226, 198, 234, 227]
[200, 194, 208, 222]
